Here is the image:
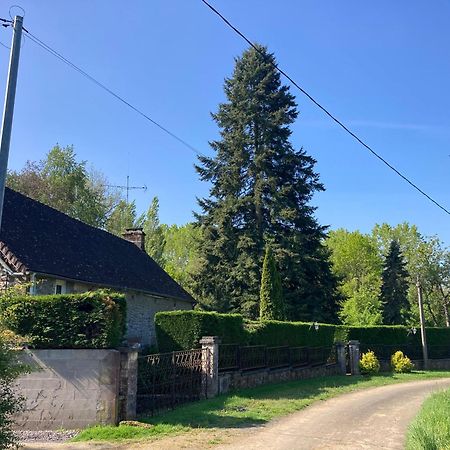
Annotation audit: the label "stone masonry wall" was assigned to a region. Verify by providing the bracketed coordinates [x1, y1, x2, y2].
[125, 292, 192, 347]
[219, 363, 340, 394]
[14, 349, 120, 430]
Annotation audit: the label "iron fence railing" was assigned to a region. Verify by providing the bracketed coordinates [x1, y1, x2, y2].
[359, 344, 450, 361]
[218, 344, 336, 372]
[137, 348, 207, 415]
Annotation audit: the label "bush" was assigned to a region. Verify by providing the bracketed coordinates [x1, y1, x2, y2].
[359, 350, 380, 374]
[391, 350, 414, 373]
[0, 335, 27, 448]
[0, 290, 126, 349]
[155, 311, 247, 352]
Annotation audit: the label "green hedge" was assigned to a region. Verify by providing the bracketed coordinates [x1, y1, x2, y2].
[247, 320, 337, 348]
[0, 290, 126, 349]
[155, 311, 247, 352]
[347, 326, 412, 346]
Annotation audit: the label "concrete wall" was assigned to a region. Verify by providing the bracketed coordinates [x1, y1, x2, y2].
[14, 349, 120, 430]
[219, 364, 340, 394]
[126, 291, 192, 347]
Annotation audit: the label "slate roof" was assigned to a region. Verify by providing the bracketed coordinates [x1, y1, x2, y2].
[0, 187, 193, 303]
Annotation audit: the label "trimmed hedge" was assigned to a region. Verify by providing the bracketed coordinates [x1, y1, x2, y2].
[0, 290, 126, 349]
[247, 320, 337, 348]
[155, 311, 247, 352]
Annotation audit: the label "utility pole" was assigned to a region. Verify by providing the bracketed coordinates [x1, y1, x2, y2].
[0, 15, 23, 229]
[416, 278, 429, 369]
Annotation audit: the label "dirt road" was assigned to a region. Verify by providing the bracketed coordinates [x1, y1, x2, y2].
[217, 378, 450, 449]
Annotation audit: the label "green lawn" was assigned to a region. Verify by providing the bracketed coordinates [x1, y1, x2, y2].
[407, 386, 450, 450]
[75, 371, 450, 443]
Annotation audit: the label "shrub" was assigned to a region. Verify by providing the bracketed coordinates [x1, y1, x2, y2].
[391, 350, 414, 373]
[0, 334, 27, 448]
[359, 350, 380, 374]
[0, 290, 126, 349]
[155, 311, 247, 352]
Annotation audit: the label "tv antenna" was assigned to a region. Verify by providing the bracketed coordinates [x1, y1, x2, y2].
[105, 176, 147, 204]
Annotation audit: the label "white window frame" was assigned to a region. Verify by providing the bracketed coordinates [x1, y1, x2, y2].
[54, 280, 66, 295]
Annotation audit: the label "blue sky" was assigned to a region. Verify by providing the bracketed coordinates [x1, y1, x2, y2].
[1, 1, 449, 243]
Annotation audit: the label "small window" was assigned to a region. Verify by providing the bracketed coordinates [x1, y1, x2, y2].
[54, 280, 66, 295]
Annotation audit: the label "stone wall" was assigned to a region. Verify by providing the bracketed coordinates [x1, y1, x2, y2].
[219, 364, 340, 394]
[14, 349, 120, 430]
[126, 292, 192, 347]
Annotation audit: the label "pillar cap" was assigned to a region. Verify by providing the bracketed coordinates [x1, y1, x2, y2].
[200, 336, 221, 345]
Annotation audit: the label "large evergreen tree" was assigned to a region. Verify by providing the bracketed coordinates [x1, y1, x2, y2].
[194, 45, 339, 321]
[381, 240, 410, 324]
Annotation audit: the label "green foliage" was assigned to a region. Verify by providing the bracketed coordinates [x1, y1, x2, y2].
[381, 240, 410, 325]
[359, 350, 380, 374]
[143, 197, 166, 266]
[326, 229, 383, 326]
[259, 246, 284, 321]
[391, 350, 414, 373]
[0, 290, 126, 349]
[106, 200, 144, 237]
[347, 326, 411, 346]
[162, 223, 201, 295]
[0, 335, 27, 448]
[247, 320, 337, 348]
[193, 44, 339, 321]
[406, 388, 450, 450]
[7, 145, 118, 228]
[155, 311, 247, 352]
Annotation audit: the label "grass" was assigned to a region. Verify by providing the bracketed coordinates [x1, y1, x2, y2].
[74, 371, 450, 443]
[407, 387, 450, 450]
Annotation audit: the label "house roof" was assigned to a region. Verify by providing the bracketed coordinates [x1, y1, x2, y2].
[0, 187, 193, 303]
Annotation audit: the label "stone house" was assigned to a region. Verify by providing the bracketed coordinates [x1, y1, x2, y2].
[0, 187, 194, 346]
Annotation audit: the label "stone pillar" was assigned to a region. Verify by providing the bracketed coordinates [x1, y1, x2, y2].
[335, 342, 347, 375]
[119, 347, 139, 420]
[348, 340, 360, 376]
[200, 336, 221, 399]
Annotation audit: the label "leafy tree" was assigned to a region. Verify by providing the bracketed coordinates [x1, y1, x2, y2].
[260, 245, 284, 320]
[162, 223, 201, 295]
[381, 240, 410, 324]
[7, 145, 118, 228]
[143, 197, 166, 265]
[193, 45, 339, 321]
[105, 200, 143, 237]
[326, 229, 383, 325]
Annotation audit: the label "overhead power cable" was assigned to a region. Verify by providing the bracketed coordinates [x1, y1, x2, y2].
[201, 0, 450, 216]
[20, 28, 202, 157]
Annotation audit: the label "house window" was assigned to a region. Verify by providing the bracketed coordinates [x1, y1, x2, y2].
[54, 280, 66, 295]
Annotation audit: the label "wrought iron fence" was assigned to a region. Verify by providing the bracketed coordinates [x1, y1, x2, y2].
[137, 348, 207, 415]
[218, 344, 335, 372]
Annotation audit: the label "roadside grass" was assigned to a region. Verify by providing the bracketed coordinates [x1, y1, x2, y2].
[406, 387, 450, 450]
[74, 371, 450, 442]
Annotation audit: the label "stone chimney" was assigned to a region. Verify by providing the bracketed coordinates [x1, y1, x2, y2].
[122, 228, 146, 252]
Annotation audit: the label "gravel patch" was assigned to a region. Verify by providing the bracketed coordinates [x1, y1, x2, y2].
[16, 430, 79, 443]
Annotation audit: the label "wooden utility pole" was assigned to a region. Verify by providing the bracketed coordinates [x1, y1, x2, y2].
[416, 278, 429, 369]
[0, 15, 23, 229]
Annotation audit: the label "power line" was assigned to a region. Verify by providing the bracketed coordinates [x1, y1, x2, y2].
[19, 28, 203, 157]
[201, 0, 450, 216]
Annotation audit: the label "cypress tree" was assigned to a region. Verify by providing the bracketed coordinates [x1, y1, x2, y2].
[193, 45, 339, 321]
[260, 245, 284, 320]
[381, 240, 410, 324]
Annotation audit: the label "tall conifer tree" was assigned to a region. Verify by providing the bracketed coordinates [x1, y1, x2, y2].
[381, 240, 410, 324]
[194, 45, 339, 321]
[260, 245, 284, 320]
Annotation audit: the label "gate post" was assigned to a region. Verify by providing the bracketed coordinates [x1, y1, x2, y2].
[119, 346, 139, 420]
[200, 336, 221, 398]
[335, 342, 347, 375]
[348, 340, 360, 376]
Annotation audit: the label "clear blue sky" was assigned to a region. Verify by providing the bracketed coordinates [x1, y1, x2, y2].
[1, 1, 449, 243]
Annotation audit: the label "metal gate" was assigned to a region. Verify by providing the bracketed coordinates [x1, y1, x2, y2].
[136, 348, 208, 415]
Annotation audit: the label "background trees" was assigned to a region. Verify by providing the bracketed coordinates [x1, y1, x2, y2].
[193, 45, 339, 321]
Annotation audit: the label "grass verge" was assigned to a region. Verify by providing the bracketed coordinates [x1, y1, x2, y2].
[406, 387, 450, 450]
[75, 371, 450, 443]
